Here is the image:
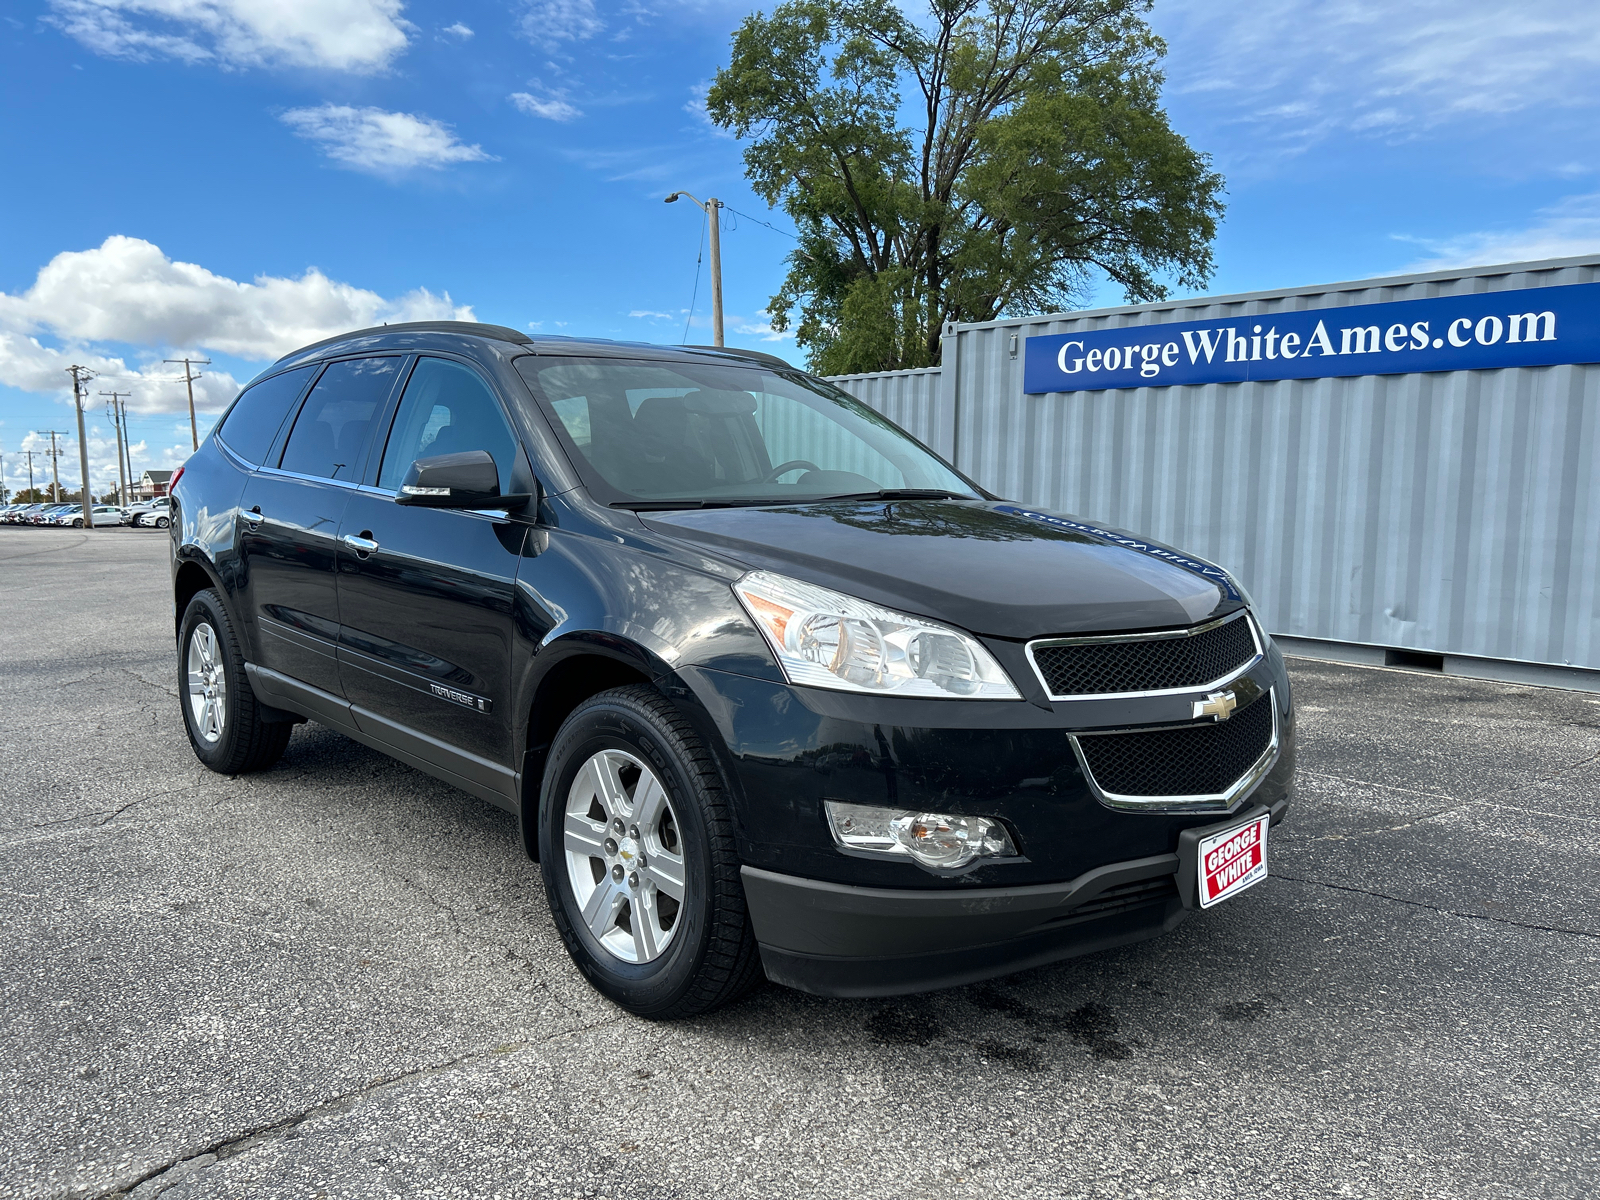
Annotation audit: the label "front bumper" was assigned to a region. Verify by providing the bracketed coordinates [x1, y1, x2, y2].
[746, 798, 1289, 997]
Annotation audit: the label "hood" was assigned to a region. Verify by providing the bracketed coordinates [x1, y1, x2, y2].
[640, 499, 1239, 639]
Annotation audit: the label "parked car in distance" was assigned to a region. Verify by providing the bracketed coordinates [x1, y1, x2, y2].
[32, 504, 73, 525]
[169, 321, 1295, 1018]
[56, 505, 125, 527]
[135, 498, 172, 528]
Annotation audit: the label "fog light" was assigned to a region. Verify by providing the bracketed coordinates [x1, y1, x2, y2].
[823, 800, 1018, 871]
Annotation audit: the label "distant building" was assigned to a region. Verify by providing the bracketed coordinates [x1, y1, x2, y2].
[135, 470, 173, 500]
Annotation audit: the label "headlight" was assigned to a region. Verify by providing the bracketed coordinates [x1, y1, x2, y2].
[733, 570, 1020, 699]
[824, 800, 1019, 870]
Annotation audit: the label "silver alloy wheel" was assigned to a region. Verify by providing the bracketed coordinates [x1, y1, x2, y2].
[563, 748, 687, 964]
[186, 622, 227, 744]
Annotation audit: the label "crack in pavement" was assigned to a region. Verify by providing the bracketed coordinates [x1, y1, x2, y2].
[96, 1014, 627, 1200]
[23, 785, 203, 832]
[387, 869, 596, 1022]
[1272, 873, 1600, 940]
[0, 533, 90, 562]
[1297, 768, 1458, 803]
[1293, 745, 1600, 843]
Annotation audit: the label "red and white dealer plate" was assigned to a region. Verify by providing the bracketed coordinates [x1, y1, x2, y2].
[1197, 813, 1270, 908]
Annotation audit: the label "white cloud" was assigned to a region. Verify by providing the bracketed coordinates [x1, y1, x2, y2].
[511, 88, 582, 122]
[628, 309, 677, 320]
[280, 104, 495, 175]
[518, 0, 603, 48]
[1400, 192, 1600, 270]
[441, 21, 473, 40]
[2, 425, 171, 501]
[48, 0, 409, 73]
[0, 236, 473, 414]
[1155, 0, 1600, 158]
[683, 81, 732, 139]
[676, 311, 794, 344]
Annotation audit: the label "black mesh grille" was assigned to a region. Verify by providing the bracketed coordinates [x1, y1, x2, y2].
[1071, 877, 1178, 919]
[1077, 691, 1274, 797]
[1031, 614, 1256, 697]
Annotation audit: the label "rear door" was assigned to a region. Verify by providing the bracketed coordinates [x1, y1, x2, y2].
[334, 355, 530, 796]
[237, 356, 404, 697]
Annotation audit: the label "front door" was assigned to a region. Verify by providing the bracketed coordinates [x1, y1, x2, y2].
[237, 355, 403, 697]
[335, 356, 531, 785]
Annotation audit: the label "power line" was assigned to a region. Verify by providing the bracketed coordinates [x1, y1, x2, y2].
[721, 205, 798, 240]
[682, 206, 707, 345]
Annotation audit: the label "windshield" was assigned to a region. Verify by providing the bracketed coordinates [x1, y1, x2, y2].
[518, 356, 979, 508]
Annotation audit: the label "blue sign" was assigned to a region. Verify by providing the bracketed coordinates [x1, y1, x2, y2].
[1023, 281, 1600, 393]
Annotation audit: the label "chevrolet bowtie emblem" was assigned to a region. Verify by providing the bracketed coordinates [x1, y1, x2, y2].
[1192, 690, 1238, 721]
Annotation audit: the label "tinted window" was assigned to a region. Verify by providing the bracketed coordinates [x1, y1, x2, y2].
[216, 366, 313, 465]
[521, 357, 975, 504]
[279, 357, 401, 480]
[378, 358, 519, 492]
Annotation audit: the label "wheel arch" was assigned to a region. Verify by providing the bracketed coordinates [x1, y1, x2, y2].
[516, 637, 662, 860]
[171, 551, 253, 662]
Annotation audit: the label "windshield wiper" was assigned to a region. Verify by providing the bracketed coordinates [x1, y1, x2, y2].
[821, 489, 972, 502]
[613, 489, 972, 511]
[611, 498, 789, 511]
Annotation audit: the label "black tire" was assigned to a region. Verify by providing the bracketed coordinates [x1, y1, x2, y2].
[154, 515, 170, 529]
[178, 588, 292, 774]
[539, 685, 762, 1018]
[72, 519, 83, 528]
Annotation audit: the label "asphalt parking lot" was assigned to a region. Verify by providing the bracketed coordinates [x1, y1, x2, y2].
[2, 529, 1597, 1200]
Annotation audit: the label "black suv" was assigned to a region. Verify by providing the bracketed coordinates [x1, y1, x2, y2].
[171, 321, 1295, 1016]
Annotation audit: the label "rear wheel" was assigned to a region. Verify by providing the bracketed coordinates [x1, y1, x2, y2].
[179, 589, 291, 774]
[539, 685, 762, 1018]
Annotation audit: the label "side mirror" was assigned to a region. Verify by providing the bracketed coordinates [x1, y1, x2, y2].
[396, 450, 531, 510]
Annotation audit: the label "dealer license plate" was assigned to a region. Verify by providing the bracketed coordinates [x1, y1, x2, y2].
[1197, 813, 1270, 908]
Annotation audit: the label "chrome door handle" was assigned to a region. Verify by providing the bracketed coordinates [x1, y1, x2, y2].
[341, 533, 379, 555]
[244, 506, 263, 527]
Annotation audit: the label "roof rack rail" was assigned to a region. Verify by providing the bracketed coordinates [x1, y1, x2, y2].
[682, 344, 796, 370]
[273, 321, 533, 363]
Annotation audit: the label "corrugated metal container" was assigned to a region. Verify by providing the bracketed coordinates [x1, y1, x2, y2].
[829, 254, 1600, 681]
[825, 367, 948, 455]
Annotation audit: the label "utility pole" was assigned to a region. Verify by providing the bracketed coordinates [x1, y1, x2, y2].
[100, 390, 131, 506]
[664, 192, 724, 347]
[164, 357, 210, 451]
[67, 366, 97, 525]
[115, 396, 135, 502]
[24, 449, 37, 500]
[121, 398, 134, 499]
[43, 431, 68, 502]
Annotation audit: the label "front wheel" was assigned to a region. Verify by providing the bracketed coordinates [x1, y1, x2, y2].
[154, 515, 170, 529]
[72, 519, 84, 528]
[539, 685, 762, 1018]
[179, 589, 291, 774]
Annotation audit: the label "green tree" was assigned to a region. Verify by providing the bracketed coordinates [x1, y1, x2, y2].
[706, 0, 1223, 374]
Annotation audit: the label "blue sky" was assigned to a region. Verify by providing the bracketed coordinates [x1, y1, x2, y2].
[3, 0, 1599, 498]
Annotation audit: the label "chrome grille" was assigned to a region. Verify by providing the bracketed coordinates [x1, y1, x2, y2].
[1073, 690, 1276, 806]
[1028, 610, 1259, 700]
